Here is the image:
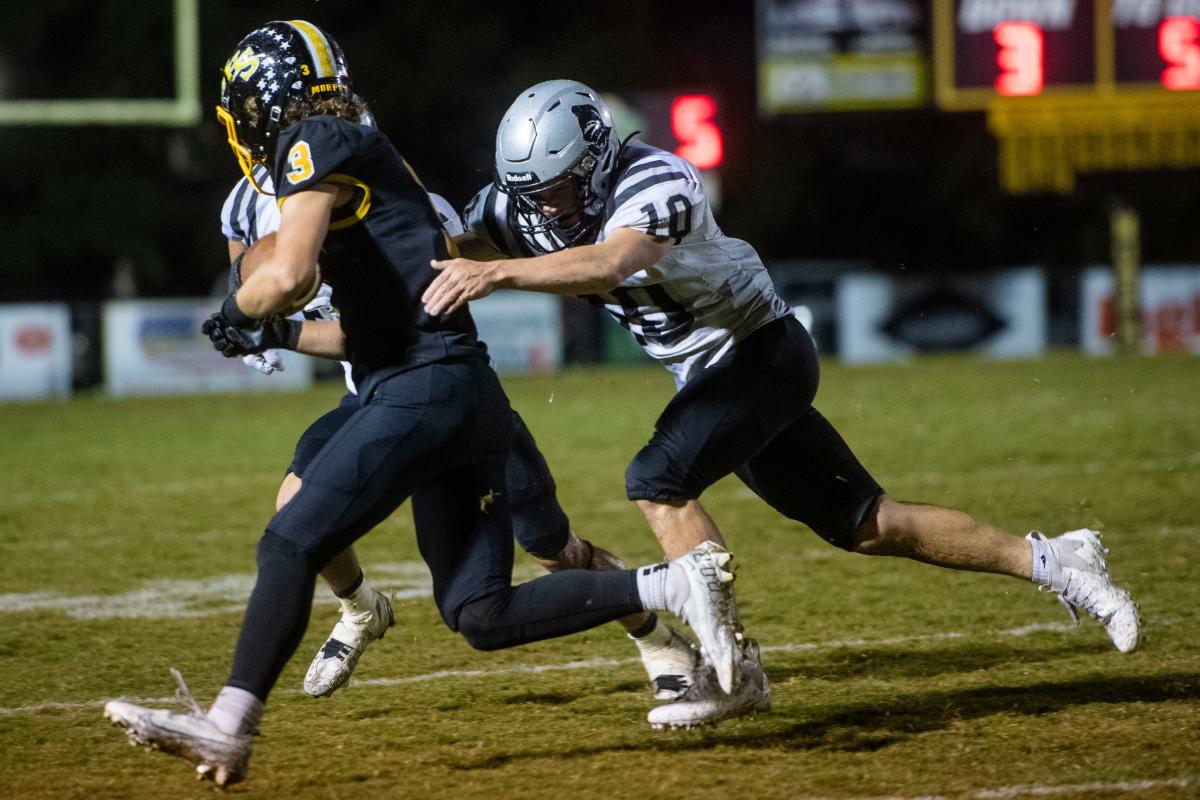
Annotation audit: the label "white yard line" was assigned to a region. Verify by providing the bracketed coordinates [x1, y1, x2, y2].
[0, 562, 539, 620]
[787, 779, 1192, 800]
[0, 621, 1086, 716]
[971, 778, 1191, 797]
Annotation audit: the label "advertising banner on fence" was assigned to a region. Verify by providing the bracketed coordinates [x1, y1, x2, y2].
[0, 303, 72, 401]
[470, 291, 562, 374]
[103, 299, 313, 397]
[1081, 266, 1200, 356]
[837, 267, 1046, 363]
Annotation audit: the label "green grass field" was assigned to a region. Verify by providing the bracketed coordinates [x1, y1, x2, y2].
[1, 354, 1197, 799]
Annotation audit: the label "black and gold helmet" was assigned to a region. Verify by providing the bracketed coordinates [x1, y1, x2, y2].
[217, 20, 352, 192]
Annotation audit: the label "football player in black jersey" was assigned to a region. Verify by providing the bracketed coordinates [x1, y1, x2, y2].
[104, 21, 741, 786]
[221, 165, 701, 705]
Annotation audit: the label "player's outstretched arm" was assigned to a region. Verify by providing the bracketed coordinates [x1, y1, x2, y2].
[423, 228, 670, 316]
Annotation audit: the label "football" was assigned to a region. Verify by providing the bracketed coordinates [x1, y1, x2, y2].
[283, 265, 322, 314]
[241, 234, 322, 315]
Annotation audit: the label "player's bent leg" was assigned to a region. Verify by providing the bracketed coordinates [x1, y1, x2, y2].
[634, 498, 725, 560]
[304, 562, 394, 698]
[279, 475, 394, 697]
[852, 497, 1032, 578]
[540, 530, 700, 700]
[630, 504, 742, 694]
[508, 409, 700, 698]
[451, 571, 645, 651]
[856, 500, 1141, 652]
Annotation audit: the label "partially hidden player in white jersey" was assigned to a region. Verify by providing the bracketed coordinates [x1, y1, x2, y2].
[220, 154, 701, 702]
[422, 80, 1143, 729]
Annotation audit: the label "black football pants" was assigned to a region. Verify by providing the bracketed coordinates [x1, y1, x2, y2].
[227, 356, 641, 701]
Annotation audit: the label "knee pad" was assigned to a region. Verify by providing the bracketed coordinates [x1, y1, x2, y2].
[454, 592, 513, 652]
[258, 529, 335, 574]
[256, 531, 308, 569]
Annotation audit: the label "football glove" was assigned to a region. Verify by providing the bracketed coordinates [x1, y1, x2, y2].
[202, 294, 301, 357]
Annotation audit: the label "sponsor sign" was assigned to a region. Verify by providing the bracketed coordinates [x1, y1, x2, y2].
[0, 304, 72, 401]
[103, 299, 313, 396]
[1080, 266, 1200, 355]
[757, 0, 928, 112]
[469, 291, 562, 374]
[837, 267, 1046, 363]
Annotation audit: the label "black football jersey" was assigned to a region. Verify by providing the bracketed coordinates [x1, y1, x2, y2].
[272, 115, 484, 383]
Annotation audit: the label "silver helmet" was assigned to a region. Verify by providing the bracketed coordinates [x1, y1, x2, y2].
[494, 80, 621, 248]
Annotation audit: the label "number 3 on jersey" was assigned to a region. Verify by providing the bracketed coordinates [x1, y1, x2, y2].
[286, 141, 315, 185]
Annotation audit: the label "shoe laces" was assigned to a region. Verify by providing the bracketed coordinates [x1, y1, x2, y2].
[1042, 558, 1126, 626]
[170, 668, 206, 718]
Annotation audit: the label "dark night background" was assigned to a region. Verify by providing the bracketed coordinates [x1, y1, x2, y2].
[2, 0, 1199, 306]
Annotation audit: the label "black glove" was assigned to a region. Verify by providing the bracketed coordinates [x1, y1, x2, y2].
[201, 294, 301, 357]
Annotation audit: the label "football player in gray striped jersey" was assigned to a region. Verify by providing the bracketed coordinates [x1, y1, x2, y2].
[423, 79, 1141, 729]
[220, 162, 700, 703]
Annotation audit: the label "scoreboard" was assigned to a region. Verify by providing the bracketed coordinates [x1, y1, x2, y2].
[934, 0, 1200, 109]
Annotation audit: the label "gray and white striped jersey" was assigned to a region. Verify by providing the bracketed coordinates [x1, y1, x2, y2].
[219, 166, 280, 248]
[463, 141, 790, 387]
[219, 170, 464, 394]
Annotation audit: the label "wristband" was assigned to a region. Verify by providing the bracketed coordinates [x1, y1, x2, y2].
[221, 292, 259, 329]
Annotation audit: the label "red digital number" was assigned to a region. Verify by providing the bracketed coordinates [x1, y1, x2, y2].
[1160, 16, 1200, 91]
[671, 95, 722, 170]
[994, 22, 1044, 96]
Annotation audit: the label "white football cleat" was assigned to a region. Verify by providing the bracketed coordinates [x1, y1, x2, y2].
[648, 639, 771, 730]
[103, 672, 253, 787]
[631, 621, 701, 700]
[1028, 529, 1142, 653]
[305, 587, 394, 697]
[675, 540, 742, 694]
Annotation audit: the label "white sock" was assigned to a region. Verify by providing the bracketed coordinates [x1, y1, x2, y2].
[635, 562, 690, 619]
[207, 686, 263, 737]
[1027, 535, 1055, 587]
[339, 580, 378, 617]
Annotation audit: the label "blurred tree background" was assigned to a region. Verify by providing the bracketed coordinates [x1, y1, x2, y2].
[2, 0, 1199, 303]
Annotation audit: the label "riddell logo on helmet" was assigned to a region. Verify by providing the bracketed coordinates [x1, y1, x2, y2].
[506, 172, 538, 186]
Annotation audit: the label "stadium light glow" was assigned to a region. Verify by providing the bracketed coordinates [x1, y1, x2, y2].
[671, 94, 722, 170]
[994, 22, 1044, 96]
[1159, 16, 1200, 91]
